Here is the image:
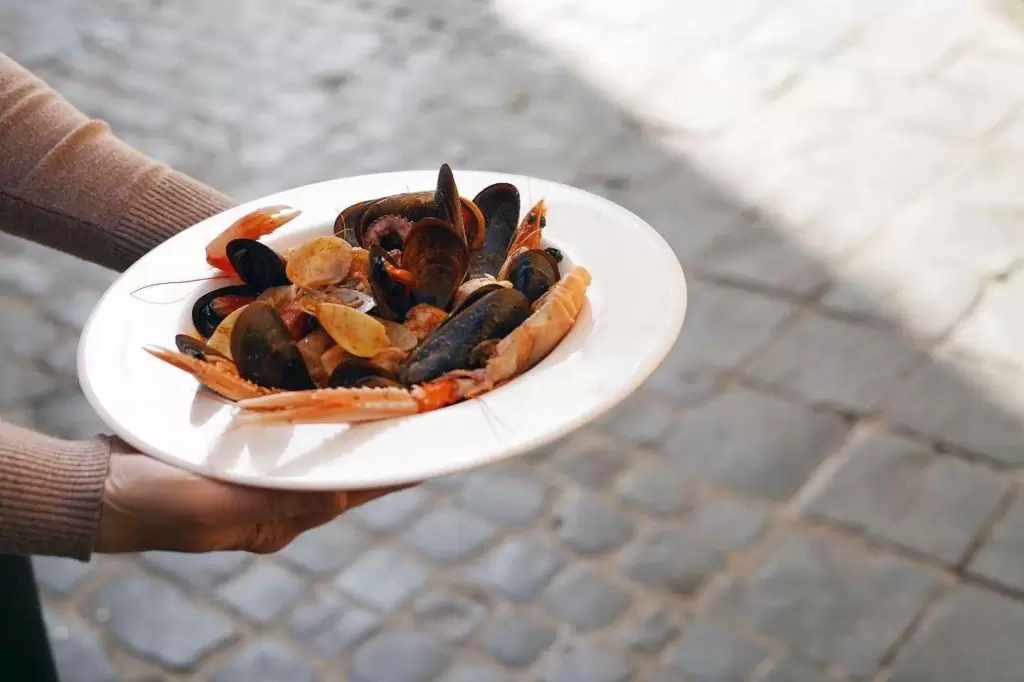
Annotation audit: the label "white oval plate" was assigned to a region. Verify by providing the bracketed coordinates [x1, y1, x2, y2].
[78, 170, 686, 490]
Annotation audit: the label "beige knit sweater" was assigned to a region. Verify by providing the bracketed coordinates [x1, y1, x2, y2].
[0, 53, 235, 560]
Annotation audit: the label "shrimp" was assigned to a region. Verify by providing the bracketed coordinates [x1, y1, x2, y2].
[233, 266, 591, 424]
[206, 206, 301, 274]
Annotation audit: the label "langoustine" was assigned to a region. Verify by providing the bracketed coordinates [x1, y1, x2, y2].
[146, 163, 591, 428]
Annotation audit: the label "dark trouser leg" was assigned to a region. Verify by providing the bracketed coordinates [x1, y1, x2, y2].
[0, 555, 59, 682]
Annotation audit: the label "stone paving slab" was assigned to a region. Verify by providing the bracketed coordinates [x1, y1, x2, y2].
[5, 0, 1024, 680]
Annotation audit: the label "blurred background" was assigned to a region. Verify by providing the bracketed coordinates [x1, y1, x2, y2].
[4, 0, 1024, 680]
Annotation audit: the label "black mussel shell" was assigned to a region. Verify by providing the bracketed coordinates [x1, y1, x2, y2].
[191, 284, 258, 339]
[397, 287, 531, 386]
[175, 333, 226, 361]
[230, 301, 315, 391]
[335, 198, 375, 245]
[507, 249, 560, 303]
[226, 238, 290, 291]
[434, 163, 467, 246]
[353, 192, 435, 247]
[468, 183, 520, 280]
[402, 218, 470, 310]
[357, 376, 403, 388]
[544, 246, 563, 262]
[327, 358, 398, 389]
[446, 282, 506, 324]
[368, 244, 415, 321]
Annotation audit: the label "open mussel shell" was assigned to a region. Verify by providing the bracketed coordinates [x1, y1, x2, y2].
[334, 198, 375, 245]
[447, 281, 508, 322]
[402, 217, 470, 310]
[337, 164, 483, 250]
[434, 163, 467, 246]
[468, 183, 520, 280]
[327, 358, 401, 389]
[355, 193, 434, 247]
[397, 287, 531, 386]
[230, 301, 315, 391]
[507, 248, 561, 303]
[175, 333, 226, 362]
[226, 238, 290, 291]
[368, 245, 415, 321]
[191, 284, 258, 339]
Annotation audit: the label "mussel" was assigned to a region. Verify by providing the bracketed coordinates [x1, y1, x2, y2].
[230, 301, 315, 391]
[226, 238, 290, 291]
[507, 249, 560, 303]
[450, 278, 509, 319]
[192, 284, 258, 339]
[175, 333, 226, 362]
[397, 287, 531, 385]
[328, 358, 401, 389]
[368, 217, 470, 318]
[467, 183, 520, 280]
[434, 163, 468, 247]
[401, 218, 470, 310]
[368, 245, 415, 320]
[334, 164, 485, 250]
[334, 198, 375, 246]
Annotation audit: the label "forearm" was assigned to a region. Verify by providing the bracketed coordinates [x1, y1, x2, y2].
[0, 52, 235, 272]
[0, 54, 236, 559]
[0, 420, 110, 560]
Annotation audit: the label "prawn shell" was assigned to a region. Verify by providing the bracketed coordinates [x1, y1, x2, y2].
[397, 287, 531, 386]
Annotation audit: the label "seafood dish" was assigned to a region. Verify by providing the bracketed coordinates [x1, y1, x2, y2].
[144, 164, 592, 426]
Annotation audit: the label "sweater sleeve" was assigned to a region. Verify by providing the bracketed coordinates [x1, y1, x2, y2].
[0, 53, 236, 559]
[0, 421, 111, 560]
[0, 52, 236, 270]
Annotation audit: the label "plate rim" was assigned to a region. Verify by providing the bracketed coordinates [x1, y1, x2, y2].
[77, 168, 688, 490]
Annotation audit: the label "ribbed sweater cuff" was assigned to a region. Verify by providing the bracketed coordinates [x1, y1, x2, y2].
[0, 421, 111, 560]
[112, 167, 235, 270]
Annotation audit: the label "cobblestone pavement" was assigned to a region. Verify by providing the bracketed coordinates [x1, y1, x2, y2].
[5, 0, 1024, 680]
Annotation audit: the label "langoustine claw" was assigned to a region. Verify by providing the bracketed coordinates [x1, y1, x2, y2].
[206, 206, 301, 274]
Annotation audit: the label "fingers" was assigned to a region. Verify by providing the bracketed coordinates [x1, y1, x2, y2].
[232, 508, 344, 554]
[212, 484, 349, 524]
[208, 487, 420, 554]
[214, 481, 420, 526]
